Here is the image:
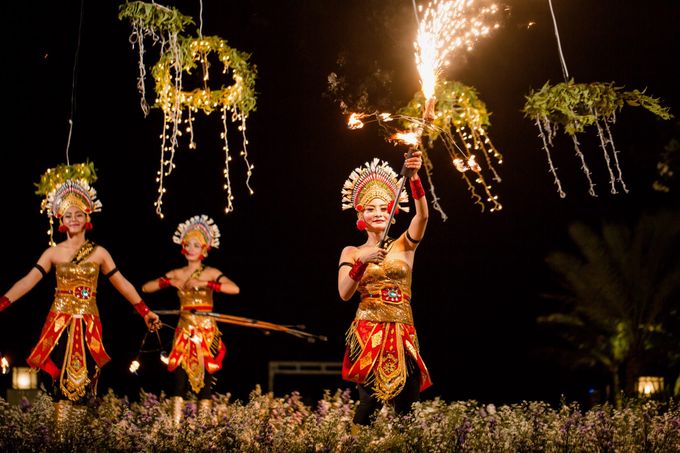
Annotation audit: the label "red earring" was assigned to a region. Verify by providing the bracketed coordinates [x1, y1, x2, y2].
[181, 248, 188, 255]
[58, 224, 68, 233]
[85, 222, 93, 231]
[198, 255, 205, 261]
[356, 219, 367, 231]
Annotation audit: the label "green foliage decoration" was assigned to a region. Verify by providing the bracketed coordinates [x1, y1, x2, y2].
[118, 1, 193, 34]
[118, 2, 258, 217]
[523, 79, 673, 198]
[35, 161, 98, 196]
[401, 80, 493, 140]
[397, 79, 503, 215]
[523, 80, 672, 136]
[152, 35, 257, 117]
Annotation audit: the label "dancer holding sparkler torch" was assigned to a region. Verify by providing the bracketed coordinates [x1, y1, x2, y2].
[337, 143, 433, 427]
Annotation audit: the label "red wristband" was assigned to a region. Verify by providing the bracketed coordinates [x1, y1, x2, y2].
[134, 300, 150, 318]
[348, 259, 368, 282]
[410, 178, 426, 200]
[158, 277, 171, 289]
[0, 296, 10, 312]
[207, 281, 221, 292]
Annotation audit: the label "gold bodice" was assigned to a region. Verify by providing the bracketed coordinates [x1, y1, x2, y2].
[355, 258, 414, 324]
[177, 287, 216, 330]
[51, 262, 100, 315]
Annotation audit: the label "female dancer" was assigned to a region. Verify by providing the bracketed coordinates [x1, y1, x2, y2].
[337, 153, 432, 426]
[142, 215, 239, 422]
[0, 167, 160, 409]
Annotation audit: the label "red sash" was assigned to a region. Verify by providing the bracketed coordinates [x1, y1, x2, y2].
[342, 320, 432, 401]
[167, 326, 225, 393]
[27, 311, 111, 399]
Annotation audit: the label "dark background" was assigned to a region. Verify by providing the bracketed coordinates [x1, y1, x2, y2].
[1, 0, 678, 407]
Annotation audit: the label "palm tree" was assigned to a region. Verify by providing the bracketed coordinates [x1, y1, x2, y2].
[539, 209, 680, 405]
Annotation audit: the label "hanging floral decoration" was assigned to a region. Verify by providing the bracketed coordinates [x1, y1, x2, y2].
[35, 161, 98, 196]
[118, 1, 194, 117]
[349, 79, 503, 218]
[151, 35, 257, 216]
[119, 2, 257, 218]
[400, 80, 503, 214]
[523, 80, 672, 197]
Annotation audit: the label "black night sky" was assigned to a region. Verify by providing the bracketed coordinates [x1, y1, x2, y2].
[1, 0, 678, 407]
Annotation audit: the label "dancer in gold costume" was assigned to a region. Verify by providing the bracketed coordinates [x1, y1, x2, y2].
[142, 215, 239, 422]
[0, 164, 160, 405]
[338, 153, 432, 426]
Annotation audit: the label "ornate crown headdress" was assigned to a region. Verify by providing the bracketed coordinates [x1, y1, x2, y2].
[44, 180, 102, 219]
[173, 215, 221, 249]
[341, 158, 409, 212]
[35, 162, 101, 245]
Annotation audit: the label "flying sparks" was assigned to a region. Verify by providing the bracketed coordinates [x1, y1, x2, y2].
[345, 1, 504, 216]
[415, 0, 499, 99]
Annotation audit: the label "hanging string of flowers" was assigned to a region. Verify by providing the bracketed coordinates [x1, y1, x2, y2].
[119, 2, 257, 218]
[523, 80, 672, 197]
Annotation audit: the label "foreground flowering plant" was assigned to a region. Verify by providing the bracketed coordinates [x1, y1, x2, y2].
[0, 387, 678, 452]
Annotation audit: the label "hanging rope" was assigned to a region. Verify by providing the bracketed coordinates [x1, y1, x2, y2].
[65, 0, 85, 165]
[199, 0, 204, 37]
[547, 0, 570, 81]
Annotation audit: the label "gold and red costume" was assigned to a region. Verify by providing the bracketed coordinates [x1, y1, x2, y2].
[27, 242, 111, 401]
[342, 255, 432, 402]
[166, 286, 226, 393]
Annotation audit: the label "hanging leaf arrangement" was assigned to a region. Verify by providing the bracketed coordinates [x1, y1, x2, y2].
[118, 1, 194, 117]
[151, 35, 257, 216]
[352, 79, 503, 219]
[400, 80, 503, 215]
[523, 79, 673, 197]
[119, 1, 257, 217]
[35, 161, 98, 196]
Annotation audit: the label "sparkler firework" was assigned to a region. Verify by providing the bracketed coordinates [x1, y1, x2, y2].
[415, 0, 499, 101]
[347, 0, 502, 216]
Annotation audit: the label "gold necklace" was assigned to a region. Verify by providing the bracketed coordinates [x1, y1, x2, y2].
[190, 264, 205, 280]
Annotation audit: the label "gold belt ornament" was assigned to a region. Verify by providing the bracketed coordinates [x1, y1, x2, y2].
[367, 287, 411, 304]
[56, 287, 96, 300]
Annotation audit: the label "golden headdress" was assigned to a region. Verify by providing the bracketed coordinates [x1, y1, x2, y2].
[173, 215, 221, 250]
[341, 158, 409, 212]
[36, 162, 101, 245]
[44, 180, 102, 219]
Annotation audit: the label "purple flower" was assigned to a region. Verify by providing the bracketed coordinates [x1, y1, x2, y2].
[19, 397, 31, 412]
